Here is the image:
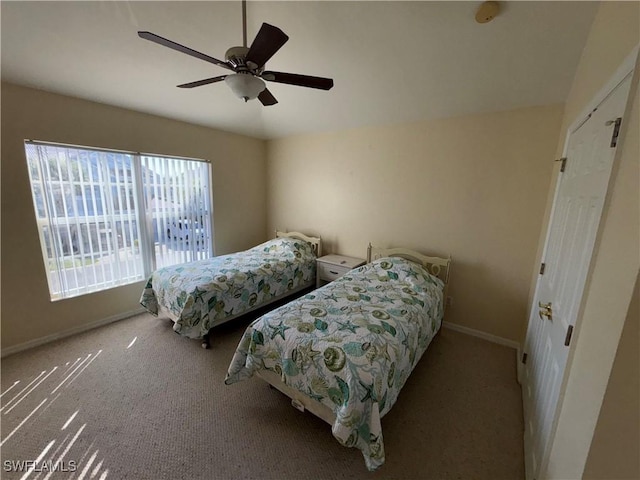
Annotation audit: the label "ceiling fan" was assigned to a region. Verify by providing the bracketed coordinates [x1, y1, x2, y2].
[138, 1, 334, 106]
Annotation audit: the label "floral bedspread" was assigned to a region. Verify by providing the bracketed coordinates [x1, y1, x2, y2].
[140, 237, 317, 339]
[225, 257, 444, 470]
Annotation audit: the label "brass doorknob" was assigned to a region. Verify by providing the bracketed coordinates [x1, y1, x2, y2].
[538, 301, 553, 321]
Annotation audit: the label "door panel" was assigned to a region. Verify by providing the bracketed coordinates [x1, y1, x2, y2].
[522, 74, 632, 480]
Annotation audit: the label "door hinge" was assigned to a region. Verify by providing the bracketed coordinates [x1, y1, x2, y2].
[609, 117, 622, 148]
[556, 157, 567, 172]
[522, 352, 528, 364]
[539, 263, 546, 275]
[564, 325, 574, 346]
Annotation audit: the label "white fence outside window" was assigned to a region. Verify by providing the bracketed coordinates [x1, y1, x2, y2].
[25, 141, 213, 300]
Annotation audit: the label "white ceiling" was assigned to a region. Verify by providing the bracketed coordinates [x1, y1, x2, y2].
[1, 1, 598, 140]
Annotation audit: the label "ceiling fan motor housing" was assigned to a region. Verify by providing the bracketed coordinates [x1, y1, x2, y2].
[224, 45, 266, 101]
[225, 46, 253, 70]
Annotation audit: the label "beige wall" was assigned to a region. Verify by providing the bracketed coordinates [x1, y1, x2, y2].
[531, 2, 640, 478]
[557, 1, 640, 152]
[583, 273, 639, 480]
[1, 83, 267, 351]
[266, 105, 563, 343]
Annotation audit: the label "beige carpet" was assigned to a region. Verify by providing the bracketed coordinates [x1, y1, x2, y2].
[1, 313, 524, 480]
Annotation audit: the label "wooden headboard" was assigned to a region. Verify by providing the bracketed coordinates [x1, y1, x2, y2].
[276, 230, 322, 257]
[367, 243, 451, 286]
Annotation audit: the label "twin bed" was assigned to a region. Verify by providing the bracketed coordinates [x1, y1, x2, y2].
[225, 244, 451, 470]
[140, 231, 322, 348]
[140, 234, 451, 470]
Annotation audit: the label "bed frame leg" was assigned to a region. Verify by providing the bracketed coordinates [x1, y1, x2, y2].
[201, 333, 210, 349]
[291, 398, 306, 413]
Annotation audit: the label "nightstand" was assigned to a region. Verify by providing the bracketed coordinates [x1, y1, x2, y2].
[316, 254, 366, 288]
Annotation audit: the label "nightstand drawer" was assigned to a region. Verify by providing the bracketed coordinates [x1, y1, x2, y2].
[315, 254, 366, 288]
[317, 262, 351, 282]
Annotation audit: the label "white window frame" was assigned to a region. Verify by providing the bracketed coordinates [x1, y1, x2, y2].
[24, 140, 214, 300]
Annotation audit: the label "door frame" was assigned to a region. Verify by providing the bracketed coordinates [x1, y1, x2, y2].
[523, 44, 639, 480]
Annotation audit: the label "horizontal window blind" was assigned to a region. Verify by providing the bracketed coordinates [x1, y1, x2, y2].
[25, 141, 213, 300]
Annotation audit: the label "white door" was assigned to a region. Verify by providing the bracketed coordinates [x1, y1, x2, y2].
[522, 73, 632, 480]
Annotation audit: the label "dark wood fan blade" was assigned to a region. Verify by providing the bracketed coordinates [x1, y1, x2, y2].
[138, 31, 233, 71]
[177, 76, 228, 88]
[262, 71, 334, 90]
[245, 23, 289, 69]
[258, 88, 278, 106]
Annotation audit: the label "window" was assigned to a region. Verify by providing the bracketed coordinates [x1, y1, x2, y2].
[25, 141, 213, 300]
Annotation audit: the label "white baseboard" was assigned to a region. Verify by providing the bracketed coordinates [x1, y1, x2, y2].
[442, 321, 523, 383]
[1, 308, 145, 358]
[442, 321, 521, 350]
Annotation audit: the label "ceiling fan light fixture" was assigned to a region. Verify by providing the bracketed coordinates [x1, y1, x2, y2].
[224, 73, 265, 102]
